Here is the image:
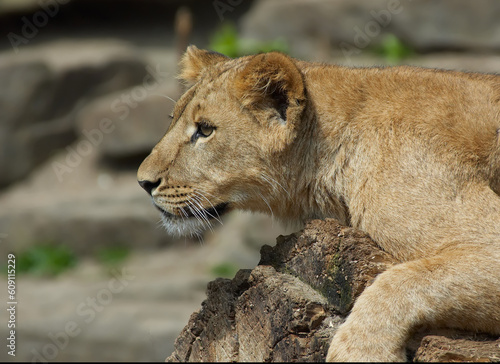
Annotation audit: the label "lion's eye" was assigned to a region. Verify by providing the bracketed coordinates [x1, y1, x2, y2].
[192, 122, 215, 142]
[198, 124, 214, 138]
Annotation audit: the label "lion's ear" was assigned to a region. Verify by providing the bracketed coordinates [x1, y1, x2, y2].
[178, 45, 229, 85]
[234, 52, 306, 151]
[235, 52, 305, 124]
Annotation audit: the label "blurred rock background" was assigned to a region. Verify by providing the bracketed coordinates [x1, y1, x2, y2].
[0, 0, 498, 361]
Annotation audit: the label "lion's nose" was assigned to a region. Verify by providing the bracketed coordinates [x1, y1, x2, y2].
[138, 179, 161, 196]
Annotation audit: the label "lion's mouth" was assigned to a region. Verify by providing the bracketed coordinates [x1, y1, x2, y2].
[154, 201, 230, 236]
[155, 202, 229, 220]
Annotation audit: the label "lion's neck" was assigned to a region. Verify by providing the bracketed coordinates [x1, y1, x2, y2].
[266, 100, 354, 226]
[264, 65, 374, 226]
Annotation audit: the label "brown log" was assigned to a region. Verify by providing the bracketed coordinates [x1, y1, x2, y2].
[166, 219, 500, 362]
[414, 335, 500, 362]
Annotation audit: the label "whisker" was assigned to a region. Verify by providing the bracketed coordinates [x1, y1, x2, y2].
[188, 198, 214, 233]
[261, 173, 291, 198]
[151, 93, 177, 104]
[193, 232, 204, 246]
[174, 206, 185, 223]
[186, 203, 205, 229]
[192, 190, 224, 225]
[258, 192, 275, 222]
[194, 188, 220, 201]
[179, 206, 189, 219]
[260, 174, 280, 194]
[193, 188, 226, 221]
[192, 196, 220, 225]
[187, 202, 205, 225]
[189, 197, 211, 224]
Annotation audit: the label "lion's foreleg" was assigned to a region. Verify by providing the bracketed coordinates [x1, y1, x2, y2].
[326, 245, 500, 362]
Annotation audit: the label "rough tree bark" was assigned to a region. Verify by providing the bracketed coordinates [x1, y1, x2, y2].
[166, 219, 500, 362]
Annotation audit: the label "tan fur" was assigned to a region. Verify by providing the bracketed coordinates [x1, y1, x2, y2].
[138, 45, 500, 361]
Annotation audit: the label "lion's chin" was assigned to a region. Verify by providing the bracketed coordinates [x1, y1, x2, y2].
[159, 213, 208, 237]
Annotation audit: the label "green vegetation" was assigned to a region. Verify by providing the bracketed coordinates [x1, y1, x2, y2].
[3, 244, 131, 277]
[209, 23, 288, 58]
[373, 33, 414, 63]
[210, 262, 239, 278]
[96, 246, 130, 267]
[16, 244, 77, 276]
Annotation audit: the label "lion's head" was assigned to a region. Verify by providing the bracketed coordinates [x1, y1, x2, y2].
[137, 46, 307, 236]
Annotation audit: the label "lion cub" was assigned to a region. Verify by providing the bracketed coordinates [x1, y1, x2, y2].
[138, 46, 500, 361]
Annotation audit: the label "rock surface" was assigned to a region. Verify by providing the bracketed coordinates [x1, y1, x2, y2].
[241, 0, 500, 59]
[0, 40, 148, 187]
[75, 81, 178, 163]
[167, 219, 500, 362]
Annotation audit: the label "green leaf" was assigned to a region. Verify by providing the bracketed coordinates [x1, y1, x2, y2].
[209, 22, 289, 58]
[16, 244, 77, 276]
[374, 34, 414, 63]
[210, 262, 239, 278]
